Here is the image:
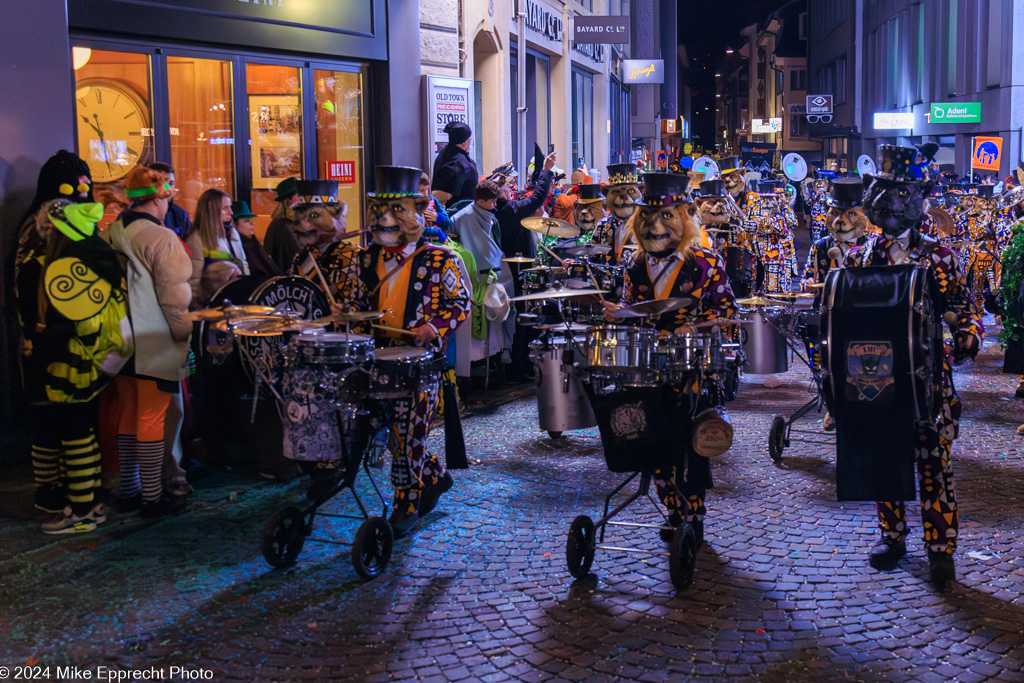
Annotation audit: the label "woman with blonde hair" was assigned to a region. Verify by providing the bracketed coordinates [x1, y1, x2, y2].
[184, 188, 249, 306]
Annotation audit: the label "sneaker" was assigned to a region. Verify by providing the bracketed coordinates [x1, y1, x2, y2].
[928, 550, 956, 589]
[822, 412, 836, 432]
[34, 485, 65, 514]
[41, 504, 106, 535]
[139, 496, 187, 519]
[868, 536, 906, 571]
[418, 472, 454, 517]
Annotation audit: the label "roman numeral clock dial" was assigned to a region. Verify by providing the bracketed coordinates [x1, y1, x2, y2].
[75, 78, 149, 183]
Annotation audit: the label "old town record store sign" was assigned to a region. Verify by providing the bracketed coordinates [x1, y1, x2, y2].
[68, 0, 386, 59]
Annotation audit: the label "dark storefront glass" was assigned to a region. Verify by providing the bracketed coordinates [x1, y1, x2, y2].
[571, 68, 594, 169]
[511, 45, 552, 176]
[314, 68, 365, 235]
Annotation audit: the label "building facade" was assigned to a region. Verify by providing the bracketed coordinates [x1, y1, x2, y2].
[809, 0, 1024, 178]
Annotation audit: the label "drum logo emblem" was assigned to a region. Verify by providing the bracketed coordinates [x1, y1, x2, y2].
[846, 341, 894, 401]
[610, 401, 647, 440]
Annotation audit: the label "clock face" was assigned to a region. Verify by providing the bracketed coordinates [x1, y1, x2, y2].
[75, 79, 149, 183]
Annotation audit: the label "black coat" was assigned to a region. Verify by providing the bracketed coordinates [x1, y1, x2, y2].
[432, 146, 478, 208]
[495, 169, 553, 259]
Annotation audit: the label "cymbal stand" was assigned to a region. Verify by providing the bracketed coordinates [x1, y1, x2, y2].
[222, 317, 283, 424]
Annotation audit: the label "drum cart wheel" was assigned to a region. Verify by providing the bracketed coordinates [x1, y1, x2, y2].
[566, 515, 596, 578]
[668, 523, 698, 590]
[262, 506, 308, 568]
[769, 415, 787, 461]
[352, 516, 394, 579]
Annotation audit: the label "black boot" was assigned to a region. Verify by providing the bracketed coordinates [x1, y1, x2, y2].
[868, 536, 906, 571]
[928, 550, 956, 589]
[659, 512, 683, 542]
[389, 506, 420, 539]
[418, 472, 454, 517]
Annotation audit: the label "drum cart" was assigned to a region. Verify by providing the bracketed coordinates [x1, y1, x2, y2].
[261, 415, 395, 579]
[764, 300, 836, 462]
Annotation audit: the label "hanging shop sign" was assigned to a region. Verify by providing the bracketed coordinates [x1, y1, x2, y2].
[930, 102, 981, 124]
[740, 142, 776, 173]
[972, 136, 1003, 171]
[622, 60, 664, 84]
[806, 95, 833, 115]
[873, 112, 914, 129]
[518, 0, 563, 42]
[573, 16, 629, 43]
[423, 76, 476, 167]
[750, 118, 782, 134]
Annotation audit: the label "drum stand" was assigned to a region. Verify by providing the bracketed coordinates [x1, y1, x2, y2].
[566, 470, 699, 591]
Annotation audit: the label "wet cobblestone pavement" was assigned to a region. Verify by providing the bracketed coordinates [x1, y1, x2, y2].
[1, 323, 1023, 682]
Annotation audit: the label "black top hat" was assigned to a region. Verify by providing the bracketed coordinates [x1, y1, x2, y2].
[576, 183, 606, 203]
[604, 165, 639, 190]
[699, 179, 727, 198]
[828, 178, 866, 209]
[367, 165, 424, 199]
[294, 179, 339, 206]
[757, 180, 783, 195]
[915, 142, 940, 165]
[639, 172, 692, 207]
[976, 184, 996, 199]
[718, 156, 742, 175]
[873, 145, 927, 183]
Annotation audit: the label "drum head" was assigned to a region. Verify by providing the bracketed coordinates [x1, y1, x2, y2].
[376, 346, 428, 361]
[251, 276, 331, 320]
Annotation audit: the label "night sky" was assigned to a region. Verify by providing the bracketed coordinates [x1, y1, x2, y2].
[678, 0, 790, 149]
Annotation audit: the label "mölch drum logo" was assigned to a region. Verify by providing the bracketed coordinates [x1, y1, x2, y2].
[610, 401, 648, 440]
[845, 341, 894, 401]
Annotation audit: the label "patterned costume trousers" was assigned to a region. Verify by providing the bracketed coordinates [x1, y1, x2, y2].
[967, 251, 1000, 307]
[876, 387, 961, 554]
[653, 469, 706, 523]
[389, 381, 446, 513]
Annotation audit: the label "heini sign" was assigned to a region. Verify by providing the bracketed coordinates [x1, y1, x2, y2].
[873, 112, 914, 129]
[930, 102, 981, 123]
[751, 118, 782, 133]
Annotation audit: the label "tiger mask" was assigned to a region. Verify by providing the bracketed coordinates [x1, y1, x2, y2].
[632, 202, 701, 260]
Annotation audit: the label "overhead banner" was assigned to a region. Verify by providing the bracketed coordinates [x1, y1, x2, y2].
[740, 142, 776, 173]
[573, 16, 629, 43]
[972, 136, 1003, 171]
[622, 59, 664, 84]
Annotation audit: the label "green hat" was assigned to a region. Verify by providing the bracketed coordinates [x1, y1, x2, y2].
[231, 201, 257, 220]
[275, 177, 299, 202]
[48, 201, 103, 241]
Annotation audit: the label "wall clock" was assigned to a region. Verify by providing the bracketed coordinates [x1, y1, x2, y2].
[74, 78, 150, 183]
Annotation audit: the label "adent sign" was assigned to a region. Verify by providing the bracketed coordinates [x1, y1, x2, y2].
[930, 102, 982, 123]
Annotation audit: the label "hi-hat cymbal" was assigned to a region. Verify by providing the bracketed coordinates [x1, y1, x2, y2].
[502, 256, 538, 263]
[246, 319, 328, 336]
[313, 310, 386, 323]
[187, 304, 277, 322]
[521, 265, 562, 273]
[610, 297, 689, 318]
[736, 296, 780, 307]
[213, 316, 287, 336]
[768, 292, 815, 300]
[509, 286, 608, 302]
[522, 216, 580, 238]
[565, 243, 612, 256]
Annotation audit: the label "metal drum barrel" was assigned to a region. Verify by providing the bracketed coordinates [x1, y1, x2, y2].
[529, 339, 596, 434]
[739, 306, 789, 374]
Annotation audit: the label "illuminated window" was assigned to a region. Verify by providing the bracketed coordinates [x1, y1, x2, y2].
[314, 68, 365, 241]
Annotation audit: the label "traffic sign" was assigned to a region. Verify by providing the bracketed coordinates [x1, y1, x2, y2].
[972, 136, 1002, 171]
[806, 95, 833, 115]
[655, 150, 668, 169]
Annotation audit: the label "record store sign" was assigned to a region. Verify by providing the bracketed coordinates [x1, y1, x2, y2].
[622, 60, 664, 84]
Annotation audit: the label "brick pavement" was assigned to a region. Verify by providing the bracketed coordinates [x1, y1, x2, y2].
[0, 329, 1023, 682]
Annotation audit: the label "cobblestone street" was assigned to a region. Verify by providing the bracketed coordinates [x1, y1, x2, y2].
[1, 328, 1023, 682]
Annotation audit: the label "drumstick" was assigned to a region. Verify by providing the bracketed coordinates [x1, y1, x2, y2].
[583, 263, 607, 304]
[309, 258, 338, 308]
[540, 243, 566, 265]
[371, 323, 418, 338]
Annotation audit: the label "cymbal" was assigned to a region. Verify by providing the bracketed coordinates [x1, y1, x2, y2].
[522, 216, 580, 238]
[245, 319, 328, 336]
[703, 227, 731, 234]
[535, 322, 592, 332]
[313, 310, 385, 323]
[213, 316, 287, 336]
[610, 297, 689, 318]
[509, 286, 609, 302]
[522, 265, 562, 273]
[767, 292, 815, 300]
[565, 243, 612, 256]
[803, 282, 825, 290]
[187, 304, 276, 322]
[502, 257, 538, 263]
[736, 296, 782, 307]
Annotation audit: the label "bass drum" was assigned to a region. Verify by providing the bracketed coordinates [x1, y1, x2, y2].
[720, 246, 765, 299]
[193, 275, 329, 477]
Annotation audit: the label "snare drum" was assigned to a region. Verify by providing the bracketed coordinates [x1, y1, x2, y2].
[369, 346, 442, 399]
[738, 306, 789, 374]
[294, 332, 375, 366]
[529, 338, 596, 433]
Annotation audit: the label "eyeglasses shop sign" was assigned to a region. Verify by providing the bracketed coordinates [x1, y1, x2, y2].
[622, 60, 664, 84]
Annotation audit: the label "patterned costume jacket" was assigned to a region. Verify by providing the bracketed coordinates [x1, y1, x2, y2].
[621, 246, 738, 335]
[750, 212, 799, 293]
[351, 238, 472, 344]
[808, 191, 829, 243]
[964, 215, 1008, 303]
[804, 234, 866, 284]
[291, 241, 362, 304]
[591, 214, 632, 265]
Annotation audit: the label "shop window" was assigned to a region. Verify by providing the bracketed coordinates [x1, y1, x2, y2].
[247, 63, 304, 237]
[72, 48, 154, 198]
[572, 69, 593, 170]
[314, 68, 365, 241]
[167, 56, 235, 218]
